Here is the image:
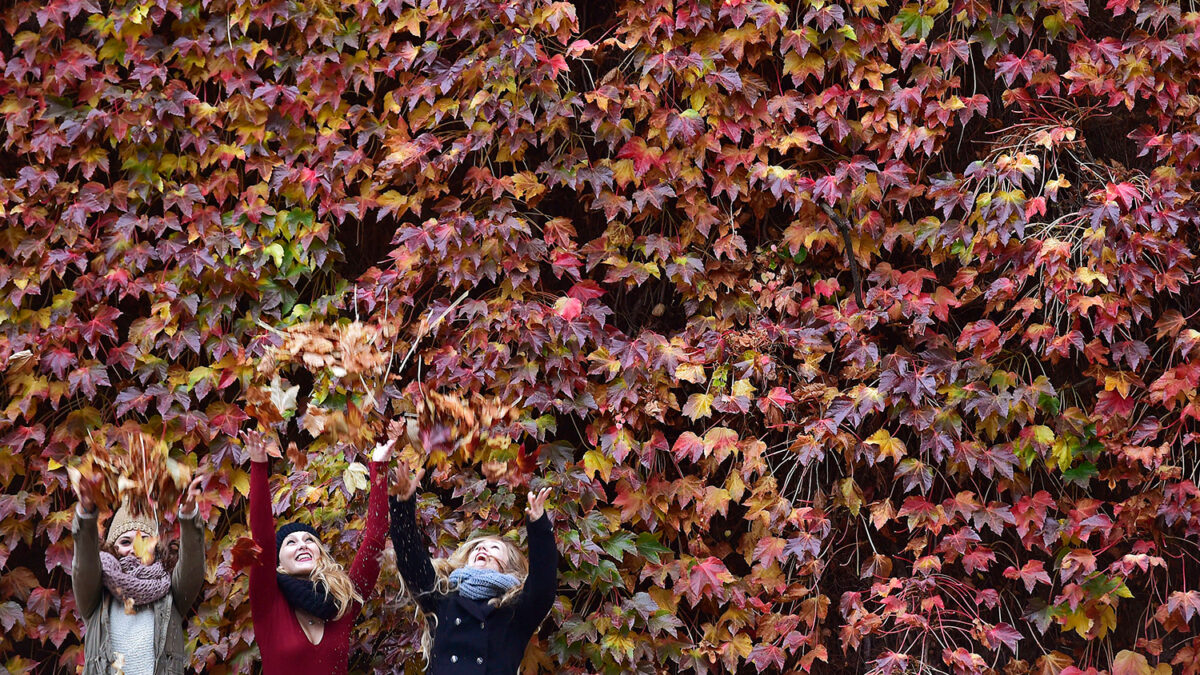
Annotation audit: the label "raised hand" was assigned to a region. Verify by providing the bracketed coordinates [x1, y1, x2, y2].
[371, 437, 395, 463]
[243, 430, 276, 464]
[394, 463, 425, 501]
[181, 475, 204, 514]
[526, 487, 551, 521]
[70, 467, 96, 514]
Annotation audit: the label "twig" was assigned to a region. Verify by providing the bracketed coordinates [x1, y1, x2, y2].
[819, 204, 866, 308]
[395, 290, 471, 376]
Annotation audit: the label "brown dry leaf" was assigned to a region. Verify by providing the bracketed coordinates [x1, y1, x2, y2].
[244, 384, 284, 426]
[164, 458, 193, 491]
[1035, 651, 1073, 675]
[285, 442, 308, 470]
[271, 321, 389, 378]
[481, 460, 510, 482]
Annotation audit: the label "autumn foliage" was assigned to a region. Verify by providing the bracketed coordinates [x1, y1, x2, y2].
[3, 0, 1200, 673]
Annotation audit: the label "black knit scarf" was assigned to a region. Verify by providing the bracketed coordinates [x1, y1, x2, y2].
[276, 573, 340, 621]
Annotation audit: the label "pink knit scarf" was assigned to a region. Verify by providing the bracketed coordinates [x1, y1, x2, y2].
[100, 552, 171, 608]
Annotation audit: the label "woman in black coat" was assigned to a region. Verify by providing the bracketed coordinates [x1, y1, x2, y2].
[389, 462, 557, 674]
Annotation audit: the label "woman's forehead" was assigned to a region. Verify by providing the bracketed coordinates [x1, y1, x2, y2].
[284, 531, 316, 544]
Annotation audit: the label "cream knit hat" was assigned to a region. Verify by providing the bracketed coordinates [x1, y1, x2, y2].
[104, 502, 159, 547]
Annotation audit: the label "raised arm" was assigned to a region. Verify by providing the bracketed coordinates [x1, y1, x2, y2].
[248, 459, 278, 572]
[513, 489, 558, 631]
[347, 460, 389, 598]
[388, 494, 440, 613]
[171, 476, 207, 613]
[70, 505, 103, 619]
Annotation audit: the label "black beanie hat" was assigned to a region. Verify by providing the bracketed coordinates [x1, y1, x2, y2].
[276, 522, 320, 554]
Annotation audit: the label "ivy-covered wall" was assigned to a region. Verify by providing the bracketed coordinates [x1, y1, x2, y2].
[2, 0, 1200, 673]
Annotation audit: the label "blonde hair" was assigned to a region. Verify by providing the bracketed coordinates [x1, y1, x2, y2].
[410, 535, 529, 666]
[308, 540, 363, 621]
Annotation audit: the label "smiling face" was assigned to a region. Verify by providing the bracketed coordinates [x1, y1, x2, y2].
[278, 531, 322, 576]
[466, 538, 511, 573]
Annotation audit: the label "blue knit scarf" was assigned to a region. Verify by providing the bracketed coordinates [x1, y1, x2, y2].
[449, 567, 520, 601]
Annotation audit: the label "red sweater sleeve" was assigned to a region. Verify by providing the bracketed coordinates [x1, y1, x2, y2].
[249, 460, 279, 612]
[347, 461, 388, 599]
[249, 460, 278, 569]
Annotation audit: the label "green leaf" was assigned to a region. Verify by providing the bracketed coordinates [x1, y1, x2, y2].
[635, 532, 672, 564]
[896, 5, 933, 39]
[602, 531, 637, 559]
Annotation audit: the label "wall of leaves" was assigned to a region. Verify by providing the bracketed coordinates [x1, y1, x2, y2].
[2, 0, 1200, 673]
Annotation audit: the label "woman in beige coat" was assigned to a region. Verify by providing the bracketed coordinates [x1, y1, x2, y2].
[70, 476, 205, 675]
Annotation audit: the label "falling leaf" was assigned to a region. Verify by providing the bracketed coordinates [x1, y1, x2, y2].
[342, 462, 370, 495]
[229, 537, 263, 573]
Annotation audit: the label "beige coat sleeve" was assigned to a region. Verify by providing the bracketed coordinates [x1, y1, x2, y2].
[71, 507, 103, 619]
[170, 507, 206, 614]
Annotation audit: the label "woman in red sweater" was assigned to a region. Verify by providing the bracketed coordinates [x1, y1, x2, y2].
[245, 431, 390, 675]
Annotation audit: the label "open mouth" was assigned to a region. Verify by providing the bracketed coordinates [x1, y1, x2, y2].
[295, 551, 313, 563]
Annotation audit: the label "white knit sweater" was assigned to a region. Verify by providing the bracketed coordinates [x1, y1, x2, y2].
[108, 602, 156, 675]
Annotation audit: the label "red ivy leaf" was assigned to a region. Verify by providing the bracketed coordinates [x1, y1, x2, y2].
[229, 537, 263, 573]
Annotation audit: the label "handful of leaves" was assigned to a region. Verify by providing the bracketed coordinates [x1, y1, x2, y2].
[66, 425, 192, 563]
[249, 320, 398, 443]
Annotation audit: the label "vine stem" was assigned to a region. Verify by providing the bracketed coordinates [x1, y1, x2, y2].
[819, 203, 866, 309]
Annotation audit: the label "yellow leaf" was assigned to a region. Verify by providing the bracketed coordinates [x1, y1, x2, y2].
[725, 472, 746, 501]
[726, 632, 753, 658]
[509, 171, 546, 201]
[582, 449, 614, 482]
[731, 379, 755, 399]
[837, 477, 864, 516]
[230, 468, 250, 497]
[1050, 434, 1076, 472]
[47, 458, 63, 471]
[1111, 650, 1154, 675]
[1061, 608, 1093, 638]
[599, 632, 636, 658]
[1075, 267, 1109, 286]
[1094, 604, 1116, 639]
[675, 363, 705, 384]
[263, 243, 285, 267]
[1031, 424, 1056, 446]
[131, 532, 158, 566]
[682, 393, 714, 421]
[1104, 371, 1137, 398]
[865, 429, 906, 462]
[377, 190, 410, 216]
